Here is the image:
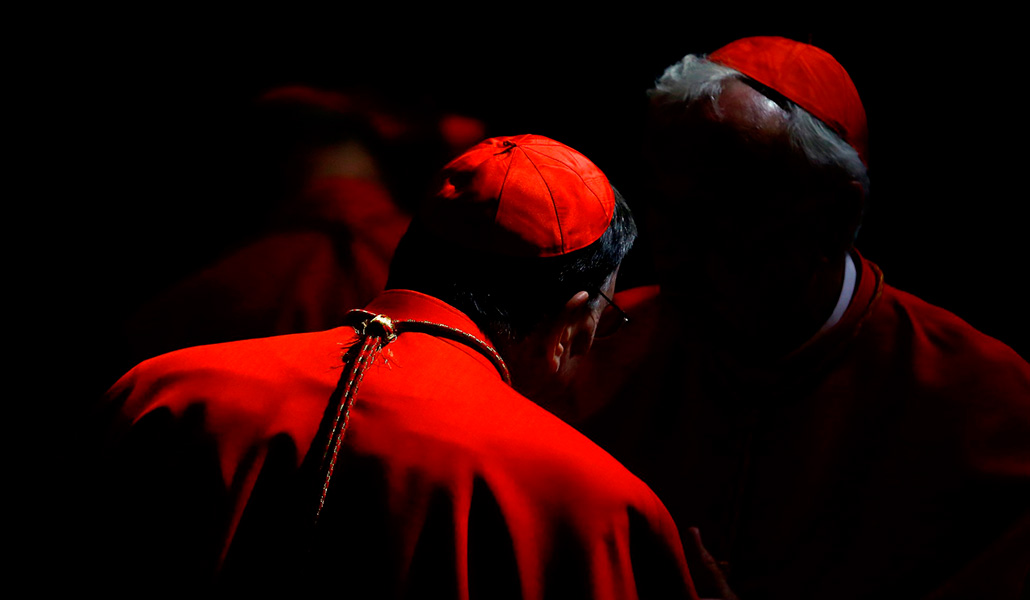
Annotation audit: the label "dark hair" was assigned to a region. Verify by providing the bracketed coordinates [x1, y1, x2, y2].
[386, 186, 636, 349]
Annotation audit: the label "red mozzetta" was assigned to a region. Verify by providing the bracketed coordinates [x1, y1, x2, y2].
[569, 252, 1030, 599]
[91, 289, 698, 598]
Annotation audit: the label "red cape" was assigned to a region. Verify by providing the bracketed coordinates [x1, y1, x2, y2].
[81, 290, 699, 599]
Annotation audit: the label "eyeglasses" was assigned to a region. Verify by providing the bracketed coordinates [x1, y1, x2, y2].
[595, 289, 630, 339]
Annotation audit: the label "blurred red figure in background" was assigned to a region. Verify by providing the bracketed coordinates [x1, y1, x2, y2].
[123, 85, 484, 364]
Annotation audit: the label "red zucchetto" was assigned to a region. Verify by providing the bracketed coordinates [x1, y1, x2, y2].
[421, 134, 616, 257]
[709, 36, 869, 166]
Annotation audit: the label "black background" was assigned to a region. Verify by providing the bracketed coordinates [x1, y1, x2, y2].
[38, 18, 1027, 410]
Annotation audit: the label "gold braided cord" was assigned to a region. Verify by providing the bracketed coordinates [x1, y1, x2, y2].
[312, 309, 509, 524]
[314, 333, 381, 522]
[395, 320, 511, 385]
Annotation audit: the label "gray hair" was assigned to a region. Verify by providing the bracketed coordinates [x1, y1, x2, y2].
[650, 54, 870, 199]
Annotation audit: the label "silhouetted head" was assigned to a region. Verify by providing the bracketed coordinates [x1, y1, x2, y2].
[647, 37, 869, 358]
[387, 134, 637, 402]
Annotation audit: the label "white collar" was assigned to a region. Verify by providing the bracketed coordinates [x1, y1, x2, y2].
[818, 252, 857, 335]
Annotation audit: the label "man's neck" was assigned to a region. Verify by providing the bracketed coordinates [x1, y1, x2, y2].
[738, 250, 854, 364]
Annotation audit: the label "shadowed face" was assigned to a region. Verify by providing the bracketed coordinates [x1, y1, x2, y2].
[506, 272, 620, 418]
[647, 79, 847, 357]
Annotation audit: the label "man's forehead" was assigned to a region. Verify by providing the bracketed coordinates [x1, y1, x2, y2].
[648, 81, 822, 214]
[649, 79, 790, 152]
[694, 78, 791, 147]
[647, 86, 792, 184]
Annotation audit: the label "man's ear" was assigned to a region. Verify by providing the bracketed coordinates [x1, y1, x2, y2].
[836, 180, 866, 250]
[819, 179, 866, 260]
[550, 291, 594, 373]
[840, 179, 865, 236]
